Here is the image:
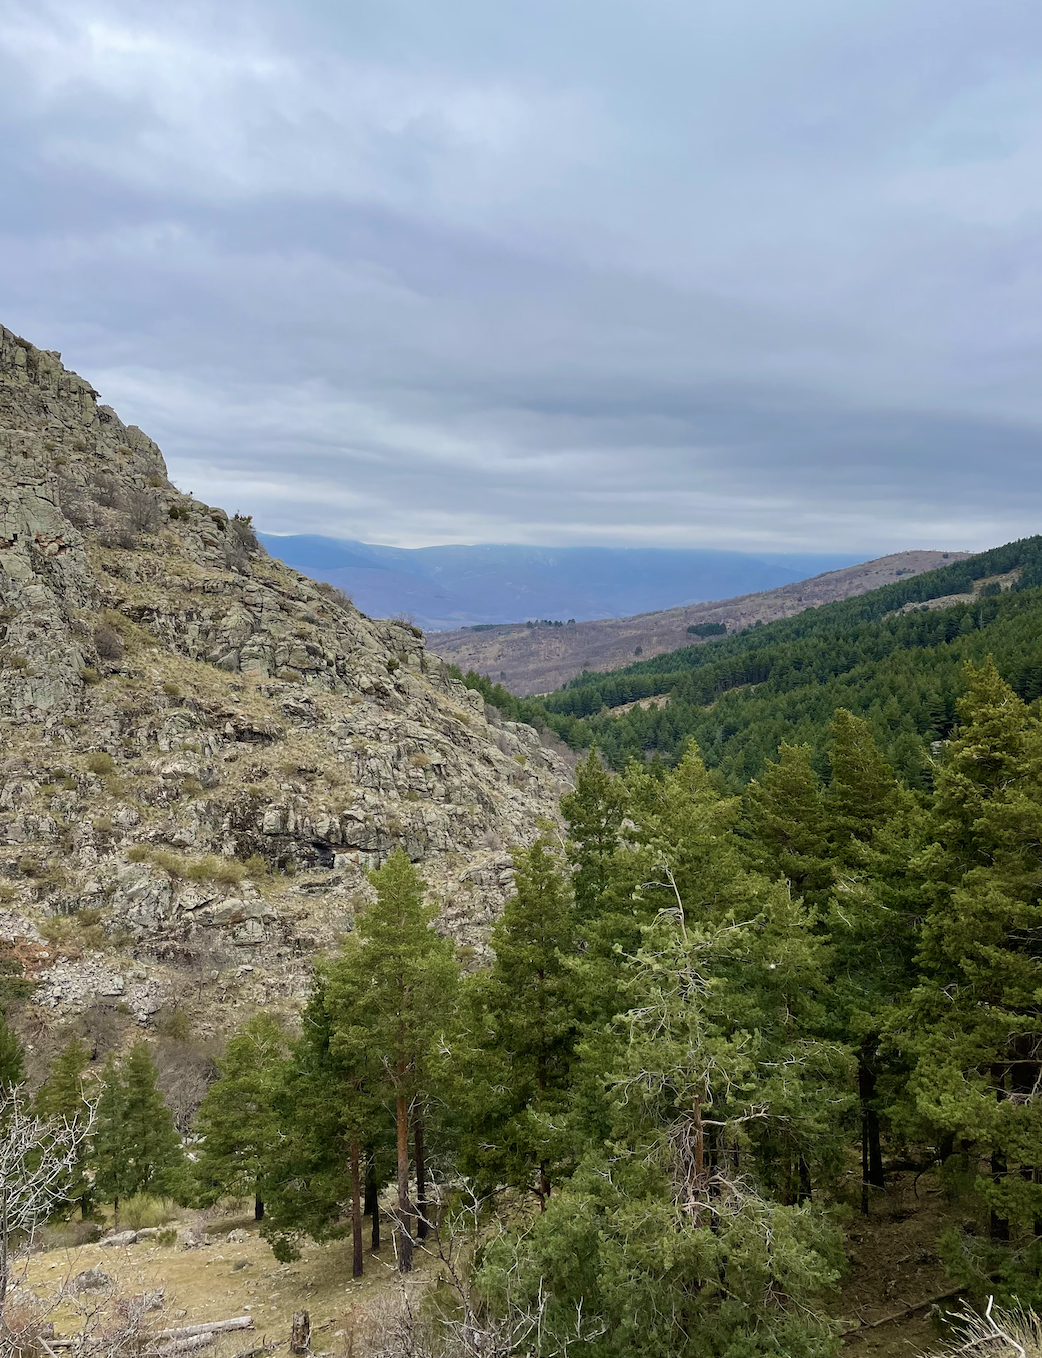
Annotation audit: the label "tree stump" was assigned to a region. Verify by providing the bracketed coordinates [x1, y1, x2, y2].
[289, 1309, 310, 1354]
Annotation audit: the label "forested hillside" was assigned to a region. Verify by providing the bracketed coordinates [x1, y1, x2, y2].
[10, 664, 1042, 1356]
[456, 534, 1042, 786]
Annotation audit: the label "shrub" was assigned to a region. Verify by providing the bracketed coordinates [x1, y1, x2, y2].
[118, 1195, 180, 1231]
[185, 855, 246, 886]
[79, 667, 100, 685]
[126, 845, 151, 863]
[162, 681, 181, 697]
[86, 753, 116, 775]
[243, 855, 269, 878]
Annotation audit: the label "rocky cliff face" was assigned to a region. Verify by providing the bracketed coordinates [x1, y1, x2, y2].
[0, 325, 569, 1051]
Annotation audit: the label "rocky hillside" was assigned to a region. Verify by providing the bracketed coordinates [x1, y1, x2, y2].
[0, 325, 569, 1058]
[431, 550, 968, 694]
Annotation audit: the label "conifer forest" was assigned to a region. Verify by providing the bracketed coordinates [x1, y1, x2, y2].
[7, 538, 1042, 1356]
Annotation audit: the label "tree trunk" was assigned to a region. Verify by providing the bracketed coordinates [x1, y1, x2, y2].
[350, 1139, 364, 1279]
[289, 1309, 310, 1354]
[414, 1115, 428, 1241]
[538, 1164, 550, 1211]
[254, 1195, 264, 1222]
[395, 1093, 413, 1272]
[365, 1147, 380, 1251]
[0, 1198, 9, 1317]
[858, 1048, 885, 1213]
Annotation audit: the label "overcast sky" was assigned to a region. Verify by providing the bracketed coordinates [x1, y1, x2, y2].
[3, 0, 1042, 552]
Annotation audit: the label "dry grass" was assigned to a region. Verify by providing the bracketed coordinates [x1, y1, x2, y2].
[19, 1211, 442, 1351]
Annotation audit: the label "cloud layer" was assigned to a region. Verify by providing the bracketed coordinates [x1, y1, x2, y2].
[3, 0, 1042, 551]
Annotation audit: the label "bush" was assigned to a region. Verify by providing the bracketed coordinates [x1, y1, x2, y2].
[185, 855, 246, 886]
[86, 753, 116, 775]
[118, 1195, 180, 1231]
[162, 681, 181, 698]
[79, 667, 100, 685]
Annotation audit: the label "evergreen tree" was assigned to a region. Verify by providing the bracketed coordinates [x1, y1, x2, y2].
[340, 851, 458, 1272]
[560, 751, 626, 924]
[898, 659, 1042, 1296]
[91, 1044, 186, 1220]
[0, 1014, 24, 1091]
[262, 971, 380, 1278]
[461, 839, 576, 1205]
[742, 742, 833, 908]
[36, 1038, 93, 1217]
[194, 1014, 287, 1221]
[826, 708, 900, 858]
[477, 767, 850, 1358]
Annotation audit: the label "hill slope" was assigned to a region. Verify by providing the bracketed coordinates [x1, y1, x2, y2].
[0, 324, 568, 1057]
[474, 535, 1042, 787]
[258, 533, 863, 631]
[432, 550, 965, 694]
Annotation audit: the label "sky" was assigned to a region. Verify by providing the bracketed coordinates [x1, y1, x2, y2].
[3, 1, 1042, 553]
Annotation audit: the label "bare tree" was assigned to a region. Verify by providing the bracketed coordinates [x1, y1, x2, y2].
[352, 1189, 604, 1358]
[0, 1086, 95, 1319]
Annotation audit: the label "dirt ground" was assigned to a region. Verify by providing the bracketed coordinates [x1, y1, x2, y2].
[834, 1170, 970, 1358]
[16, 1208, 438, 1355]
[11, 1172, 976, 1357]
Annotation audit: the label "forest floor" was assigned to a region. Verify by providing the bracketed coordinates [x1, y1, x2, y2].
[835, 1170, 969, 1358]
[13, 1173, 975, 1357]
[17, 1207, 433, 1355]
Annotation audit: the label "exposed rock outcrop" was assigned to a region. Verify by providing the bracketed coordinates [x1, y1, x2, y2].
[0, 325, 569, 1044]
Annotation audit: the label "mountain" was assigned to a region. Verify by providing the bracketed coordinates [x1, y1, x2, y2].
[466, 534, 1042, 788]
[431, 550, 966, 694]
[0, 324, 568, 1048]
[257, 533, 864, 630]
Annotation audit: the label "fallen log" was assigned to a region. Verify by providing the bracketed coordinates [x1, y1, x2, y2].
[151, 1336, 215, 1356]
[155, 1317, 254, 1341]
[852, 1285, 965, 1330]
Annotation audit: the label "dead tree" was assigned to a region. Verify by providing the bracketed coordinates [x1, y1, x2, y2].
[0, 1086, 95, 1319]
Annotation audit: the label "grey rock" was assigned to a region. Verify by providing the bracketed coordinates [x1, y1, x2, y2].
[70, 1267, 114, 1293]
[99, 1230, 137, 1249]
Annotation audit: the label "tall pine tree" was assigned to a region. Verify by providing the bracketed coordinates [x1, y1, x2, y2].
[194, 1014, 287, 1221]
[899, 659, 1042, 1295]
[461, 839, 576, 1206]
[92, 1044, 186, 1220]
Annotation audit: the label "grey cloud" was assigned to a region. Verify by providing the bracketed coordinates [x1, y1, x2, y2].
[2, 0, 1042, 553]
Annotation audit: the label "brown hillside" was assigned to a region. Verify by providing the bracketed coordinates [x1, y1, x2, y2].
[429, 551, 969, 695]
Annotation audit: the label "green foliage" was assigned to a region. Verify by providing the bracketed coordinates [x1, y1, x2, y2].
[686, 621, 726, 636]
[91, 1044, 187, 1216]
[0, 1012, 25, 1090]
[896, 660, 1042, 1300]
[36, 1038, 93, 1215]
[459, 840, 577, 1200]
[193, 1014, 288, 1211]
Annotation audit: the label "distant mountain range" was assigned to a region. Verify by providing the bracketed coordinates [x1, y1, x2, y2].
[256, 535, 865, 631]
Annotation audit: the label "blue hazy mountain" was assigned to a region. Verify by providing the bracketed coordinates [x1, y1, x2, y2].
[257, 535, 864, 631]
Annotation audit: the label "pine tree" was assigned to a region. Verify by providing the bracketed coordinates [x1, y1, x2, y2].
[461, 839, 576, 1206]
[0, 1013, 24, 1091]
[194, 1014, 287, 1221]
[338, 851, 458, 1272]
[826, 708, 900, 858]
[36, 1038, 93, 1217]
[476, 762, 850, 1358]
[899, 659, 1042, 1293]
[560, 751, 626, 924]
[262, 971, 380, 1277]
[742, 742, 833, 908]
[91, 1045, 186, 1220]
[824, 709, 920, 1211]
